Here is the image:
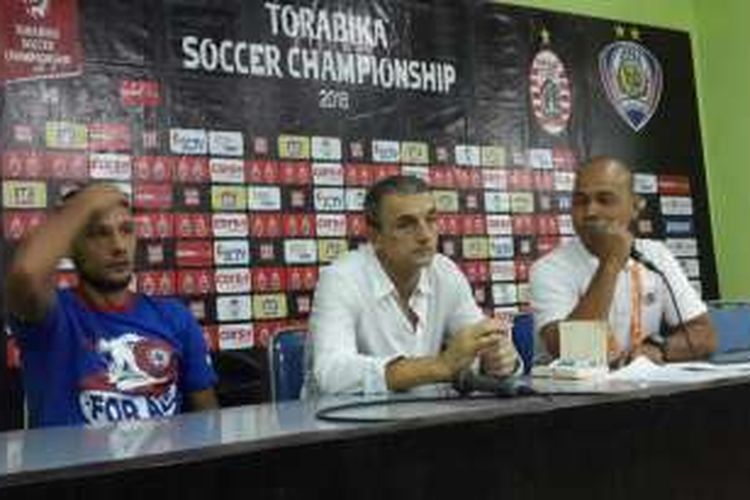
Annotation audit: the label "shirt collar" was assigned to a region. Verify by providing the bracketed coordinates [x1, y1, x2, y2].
[573, 237, 637, 270]
[363, 244, 433, 300]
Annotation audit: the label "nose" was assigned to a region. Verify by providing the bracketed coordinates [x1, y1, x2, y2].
[415, 218, 436, 241]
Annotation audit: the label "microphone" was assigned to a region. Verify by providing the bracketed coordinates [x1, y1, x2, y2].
[629, 243, 695, 357]
[452, 369, 534, 397]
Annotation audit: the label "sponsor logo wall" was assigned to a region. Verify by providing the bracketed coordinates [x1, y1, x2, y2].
[0, 1, 715, 424]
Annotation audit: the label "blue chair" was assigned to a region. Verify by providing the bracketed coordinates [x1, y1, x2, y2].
[512, 312, 534, 374]
[268, 329, 307, 401]
[707, 301, 750, 363]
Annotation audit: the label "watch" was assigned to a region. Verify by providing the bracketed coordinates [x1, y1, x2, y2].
[643, 334, 668, 360]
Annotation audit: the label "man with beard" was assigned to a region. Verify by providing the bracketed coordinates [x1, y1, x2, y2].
[530, 157, 716, 365]
[6, 184, 217, 427]
[309, 175, 520, 394]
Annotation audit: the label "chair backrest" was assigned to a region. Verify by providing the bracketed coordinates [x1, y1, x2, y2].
[707, 301, 750, 356]
[512, 312, 534, 374]
[268, 329, 307, 401]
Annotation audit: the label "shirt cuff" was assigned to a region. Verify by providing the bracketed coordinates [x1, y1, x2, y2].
[364, 354, 402, 394]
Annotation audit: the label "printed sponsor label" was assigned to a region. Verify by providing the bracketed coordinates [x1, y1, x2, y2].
[401, 165, 429, 181]
[490, 260, 516, 282]
[514, 259, 532, 282]
[372, 164, 400, 183]
[252, 294, 288, 320]
[133, 156, 174, 182]
[218, 323, 254, 350]
[508, 170, 534, 190]
[214, 268, 252, 294]
[212, 213, 248, 238]
[88, 123, 131, 151]
[278, 134, 310, 159]
[484, 191, 510, 213]
[311, 136, 342, 161]
[462, 237, 489, 260]
[211, 185, 246, 211]
[528, 148, 553, 169]
[510, 192, 535, 213]
[13, 124, 33, 144]
[372, 140, 400, 163]
[134, 213, 174, 240]
[665, 238, 698, 257]
[214, 240, 250, 266]
[400, 141, 429, 164]
[278, 161, 311, 185]
[517, 283, 531, 304]
[209, 158, 245, 183]
[45, 122, 87, 150]
[679, 258, 701, 279]
[481, 146, 506, 167]
[482, 169, 507, 190]
[137, 271, 175, 296]
[45, 151, 88, 180]
[169, 128, 207, 155]
[208, 130, 244, 157]
[3, 211, 46, 240]
[345, 188, 366, 211]
[664, 217, 694, 236]
[3, 181, 47, 208]
[283, 239, 318, 264]
[133, 183, 172, 209]
[280, 213, 314, 237]
[252, 267, 287, 292]
[145, 243, 164, 266]
[454, 145, 480, 167]
[433, 190, 459, 213]
[247, 159, 280, 184]
[216, 295, 252, 322]
[553, 171, 575, 192]
[486, 214, 513, 236]
[315, 214, 347, 237]
[533, 171, 554, 191]
[287, 267, 319, 291]
[89, 153, 132, 180]
[313, 187, 346, 212]
[120, 80, 161, 107]
[461, 214, 486, 235]
[318, 239, 349, 263]
[312, 162, 344, 185]
[492, 283, 518, 305]
[177, 269, 214, 295]
[176, 240, 213, 268]
[251, 213, 284, 238]
[347, 214, 367, 237]
[659, 175, 691, 196]
[428, 166, 453, 188]
[633, 173, 658, 194]
[248, 186, 282, 211]
[536, 214, 560, 235]
[344, 164, 373, 186]
[660, 196, 693, 216]
[2, 150, 45, 178]
[488, 237, 515, 259]
[175, 156, 210, 183]
[174, 213, 211, 239]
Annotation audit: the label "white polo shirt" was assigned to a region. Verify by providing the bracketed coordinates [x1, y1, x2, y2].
[309, 244, 484, 394]
[529, 238, 706, 351]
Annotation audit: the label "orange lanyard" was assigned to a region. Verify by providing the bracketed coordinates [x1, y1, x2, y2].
[629, 263, 643, 347]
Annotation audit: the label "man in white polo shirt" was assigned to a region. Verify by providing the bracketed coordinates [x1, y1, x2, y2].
[310, 175, 519, 394]
[530, 156, 716, 365]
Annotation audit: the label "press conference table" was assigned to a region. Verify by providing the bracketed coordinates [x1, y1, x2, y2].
[2, 376, 750, 499]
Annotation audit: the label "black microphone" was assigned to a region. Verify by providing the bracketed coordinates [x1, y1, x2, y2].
[629, 244, 695, 357]
[452, 369, 534, 397]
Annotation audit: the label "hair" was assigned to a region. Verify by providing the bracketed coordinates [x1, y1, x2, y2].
[363, 175, 430, 229]
[579, 156, 635, 194]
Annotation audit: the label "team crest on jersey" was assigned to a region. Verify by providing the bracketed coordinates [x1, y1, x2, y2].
[529, 49, 572, 135]
[599, 40, 662, 132]
[79, 333, 179, 424]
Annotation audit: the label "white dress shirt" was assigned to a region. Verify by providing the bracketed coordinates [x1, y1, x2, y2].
[530, 238, 706, 353]
[309, 244, 484, 394]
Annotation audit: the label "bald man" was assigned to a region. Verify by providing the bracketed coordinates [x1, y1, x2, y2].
[530, 156, 716, 365]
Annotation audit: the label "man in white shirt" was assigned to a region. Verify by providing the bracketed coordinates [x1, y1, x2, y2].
[530, 156, 716, 364]
[310, 175, 519, 394]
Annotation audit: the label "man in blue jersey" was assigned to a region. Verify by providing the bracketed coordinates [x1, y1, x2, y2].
[6, 184, 217, 427]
